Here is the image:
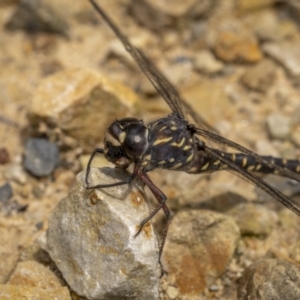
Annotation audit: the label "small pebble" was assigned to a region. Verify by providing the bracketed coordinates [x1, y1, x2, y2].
[240, 59, 277, 92]
[194, 50, 224, 74]
[166, 286, 179, 299]
[23, 138, 59, 177]
[4, 164, 27, 185]
[210, 284, 220, 292]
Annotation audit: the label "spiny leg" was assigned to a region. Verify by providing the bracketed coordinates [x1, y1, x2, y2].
[135, 172, 171, 260]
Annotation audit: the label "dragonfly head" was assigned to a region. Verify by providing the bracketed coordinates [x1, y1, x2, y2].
[104, 117, 149, 167]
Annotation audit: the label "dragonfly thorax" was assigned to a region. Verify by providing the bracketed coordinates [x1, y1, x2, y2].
[104, 117, 149, 167]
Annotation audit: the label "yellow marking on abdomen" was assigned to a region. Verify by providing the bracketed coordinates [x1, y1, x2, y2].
[153, 137, 173, 146]
[255, 164, 262, 171]
[171, 138, 185, 148]
[170, 162, 182, 170]
[242, 158, 247, 167]
[186, 153, 194, 163]
[201, 162, 210, 171]
[296, 165, 300, 173]
[183, 145, 192, 151]
[247, 165, 255, 171]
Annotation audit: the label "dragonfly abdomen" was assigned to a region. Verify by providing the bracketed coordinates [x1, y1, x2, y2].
[186, 150, 300, 176]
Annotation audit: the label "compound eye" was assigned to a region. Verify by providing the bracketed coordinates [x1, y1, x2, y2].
[124, 122, 148, 159]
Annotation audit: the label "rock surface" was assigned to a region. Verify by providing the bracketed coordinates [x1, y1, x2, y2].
[0, 259, 70, 300]
[0, 284, 70, 300]
[238, 259, 300, 300]
[41, 167, 160, 300]
[28, 68, 139, 151]
[163, 209, 240, 296]
[3, 260, 71, 300]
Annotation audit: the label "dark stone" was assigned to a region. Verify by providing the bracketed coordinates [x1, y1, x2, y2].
[24, 138, 59, 177]
[5, 0, 69, 36]
[0, 183, 13, 203]
[0, 148, 10, 164]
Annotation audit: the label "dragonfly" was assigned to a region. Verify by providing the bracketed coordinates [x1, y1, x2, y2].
[86, 0, 300, 260]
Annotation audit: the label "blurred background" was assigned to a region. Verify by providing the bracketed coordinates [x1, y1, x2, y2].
[0, 0, 300, 298]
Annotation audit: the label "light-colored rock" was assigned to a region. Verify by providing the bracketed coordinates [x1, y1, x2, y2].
[291, 125, 300, 147]
[245, 10, 298, 42]
[0, 284, 70, 300]
[163, 209, 240, 296]
[28, 68, 139, 151]
[236, 0, 275, 13]
[266, 113, 291, 140]
[238, 259, 300, 300]
[41, 167, 160, 300]
[4, 164, 27, 185]
[6, 260, 70, 299]
[227, 203, 278, 236]
[194, 50, 224, 74]
[263, 42, 300, 79]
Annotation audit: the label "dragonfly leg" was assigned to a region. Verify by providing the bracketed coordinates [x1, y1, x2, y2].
[135, 172, 170, 261]
[85, 148, 104, 187]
